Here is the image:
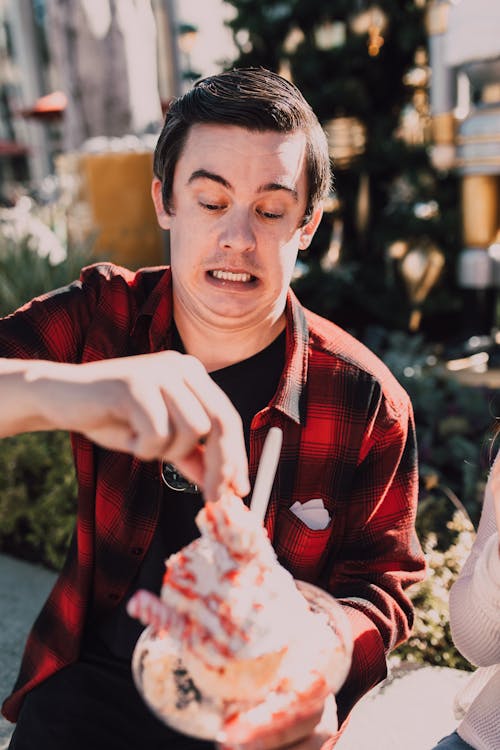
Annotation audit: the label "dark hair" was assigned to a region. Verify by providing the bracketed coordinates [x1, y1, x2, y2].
[153, 68, 331, 225]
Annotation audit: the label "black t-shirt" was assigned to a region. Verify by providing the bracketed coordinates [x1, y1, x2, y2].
[88, 330, 286, 660]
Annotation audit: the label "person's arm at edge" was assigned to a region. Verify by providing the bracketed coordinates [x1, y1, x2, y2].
[449, 454, 500, 666]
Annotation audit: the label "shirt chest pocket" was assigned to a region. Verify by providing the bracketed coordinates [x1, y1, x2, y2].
[273, 505, 333, 583]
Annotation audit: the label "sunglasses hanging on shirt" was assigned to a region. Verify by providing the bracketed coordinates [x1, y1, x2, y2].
[161, 462, 200, 494]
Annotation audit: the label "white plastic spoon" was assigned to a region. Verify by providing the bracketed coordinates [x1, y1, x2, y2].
[250, 426, 283, 523]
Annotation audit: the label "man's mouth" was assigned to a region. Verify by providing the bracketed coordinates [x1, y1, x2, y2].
[209, 270, 256, 283]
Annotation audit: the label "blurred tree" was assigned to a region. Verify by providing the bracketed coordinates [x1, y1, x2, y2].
[223, 0, 461, 342]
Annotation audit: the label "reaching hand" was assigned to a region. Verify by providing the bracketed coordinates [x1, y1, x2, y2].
[8, 351, 250, 503]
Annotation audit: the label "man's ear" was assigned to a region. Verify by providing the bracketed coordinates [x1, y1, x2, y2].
[298, 205, 323, 251]
[151, 178, 171, 230]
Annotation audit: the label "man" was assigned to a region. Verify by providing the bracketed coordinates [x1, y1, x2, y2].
[0, 68, 425, 749]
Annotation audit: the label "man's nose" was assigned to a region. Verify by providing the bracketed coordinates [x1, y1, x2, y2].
[218, 208, 256, 252]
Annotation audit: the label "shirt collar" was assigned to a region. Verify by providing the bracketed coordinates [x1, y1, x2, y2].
[271, 288, 309, 425]
[132, 271, 309, 424]
[132, 267, 174, 352]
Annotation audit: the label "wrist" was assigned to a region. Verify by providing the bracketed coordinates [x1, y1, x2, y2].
[24, 360, 79, 431]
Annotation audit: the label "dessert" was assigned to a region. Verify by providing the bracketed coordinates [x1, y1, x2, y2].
[128, 492, 352, 741]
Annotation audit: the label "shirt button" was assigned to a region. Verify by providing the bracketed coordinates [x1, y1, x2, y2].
[131, 547, 144, 556]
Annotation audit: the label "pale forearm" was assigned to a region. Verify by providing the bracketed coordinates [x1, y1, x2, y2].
[0, 358, 76, 437]
[449, 460, 500, 666]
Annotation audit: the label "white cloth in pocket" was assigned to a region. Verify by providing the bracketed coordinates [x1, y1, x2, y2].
[290, 498, 331, 530]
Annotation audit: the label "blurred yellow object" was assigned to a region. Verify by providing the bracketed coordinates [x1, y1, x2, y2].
[461, 174, 498, 248]
[57, 150, 164, 268]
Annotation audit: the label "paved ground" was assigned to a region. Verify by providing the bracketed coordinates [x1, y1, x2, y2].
[0, 553, 471, 749]
[0, 554, 58, 749]
[335, 664, 470, 749]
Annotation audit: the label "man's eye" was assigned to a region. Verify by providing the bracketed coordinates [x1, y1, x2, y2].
[200, 201, 224, 211]
[259, 209, 283, 220]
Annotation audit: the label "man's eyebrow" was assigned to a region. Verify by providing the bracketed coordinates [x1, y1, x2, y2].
[187, 169, 231, 189]
[259, 182, 299, 202]
[187, 170, 299, 201]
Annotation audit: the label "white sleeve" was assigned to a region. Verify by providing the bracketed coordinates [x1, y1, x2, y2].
[449, 454, 500, 667]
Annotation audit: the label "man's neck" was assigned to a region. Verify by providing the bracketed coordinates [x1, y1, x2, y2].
[173, 313, 287, 372]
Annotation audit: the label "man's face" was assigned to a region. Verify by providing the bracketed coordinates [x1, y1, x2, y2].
[152, 123, 322, 334]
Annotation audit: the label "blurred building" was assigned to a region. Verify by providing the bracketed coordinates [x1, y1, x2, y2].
[428, 0, 500, 338]
[0, 2, 185, 265]
[174, 0, 237, 88]
[0, 1, 179, 179]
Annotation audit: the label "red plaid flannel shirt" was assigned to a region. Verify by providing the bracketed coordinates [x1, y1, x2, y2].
[1, 263, 425, 734]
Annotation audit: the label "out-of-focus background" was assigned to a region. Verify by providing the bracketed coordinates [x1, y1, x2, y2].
[0, 1, 500, 745]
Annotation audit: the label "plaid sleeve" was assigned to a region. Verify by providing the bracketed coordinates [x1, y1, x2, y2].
[0, 262, 139, 362]
[329, 397, 425, 726]
[0, 275, 97, 362]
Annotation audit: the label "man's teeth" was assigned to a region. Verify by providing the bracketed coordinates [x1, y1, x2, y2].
[211, 270, 253, 282]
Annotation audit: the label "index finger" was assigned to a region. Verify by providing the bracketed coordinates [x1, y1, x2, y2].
[196, 379, 250, 501]
[172, 360, 250, 501]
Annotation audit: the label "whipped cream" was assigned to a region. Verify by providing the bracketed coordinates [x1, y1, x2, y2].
[160, 493, 312, 667]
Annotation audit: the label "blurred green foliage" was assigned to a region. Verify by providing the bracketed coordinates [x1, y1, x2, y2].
[369, 327, 494, 532]
[374, 328, 494, 670]
[0, 232, 91, 316]
[393, 513, 476, 671]
[0, 431, 77, 570]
